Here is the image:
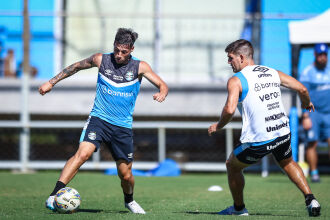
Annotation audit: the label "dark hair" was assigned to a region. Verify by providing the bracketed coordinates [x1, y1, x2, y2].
[225, 39, 254, 59]
[114, 28, 138, 48]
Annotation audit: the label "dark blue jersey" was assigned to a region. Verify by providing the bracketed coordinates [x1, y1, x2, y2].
[90, 53, 141, 128]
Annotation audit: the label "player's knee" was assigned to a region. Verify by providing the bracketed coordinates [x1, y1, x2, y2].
[120, 171, 132, 181]
[225, 159, 232, 169]
[307, 141, 318, 149]
[76, 151, 92, 162]
[226, 159, 241, 172]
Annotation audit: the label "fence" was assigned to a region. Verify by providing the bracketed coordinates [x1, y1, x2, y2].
[0, 120, 244, 171]
[2, 2, 316, 175]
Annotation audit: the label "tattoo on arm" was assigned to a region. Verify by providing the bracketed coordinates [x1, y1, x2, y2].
[49, 56, 96, 86]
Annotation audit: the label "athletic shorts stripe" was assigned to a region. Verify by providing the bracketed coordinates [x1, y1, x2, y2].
[234, 133, 291, 164]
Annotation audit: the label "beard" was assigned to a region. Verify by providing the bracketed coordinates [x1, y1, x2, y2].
[315, 61, 326, 70]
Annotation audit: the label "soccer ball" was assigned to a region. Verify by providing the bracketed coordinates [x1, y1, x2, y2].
[54, 187, 81, 213]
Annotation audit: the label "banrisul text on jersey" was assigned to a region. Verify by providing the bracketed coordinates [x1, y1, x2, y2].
[90, 53, 141, 128]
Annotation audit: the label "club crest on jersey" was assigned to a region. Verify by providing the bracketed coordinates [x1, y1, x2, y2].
[88, 131, 96, 140]
[125, 71, 134, 81]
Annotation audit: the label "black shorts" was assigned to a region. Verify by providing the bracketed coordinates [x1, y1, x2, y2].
[80, 116, 134, 162]
[234, 133, 292, 164]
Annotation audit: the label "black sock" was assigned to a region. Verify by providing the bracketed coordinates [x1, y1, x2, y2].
[50, 181, 66, 196]
[124, 193, 133, 203]
[305, 194, 315, 206]
[234, 203, 245, 211]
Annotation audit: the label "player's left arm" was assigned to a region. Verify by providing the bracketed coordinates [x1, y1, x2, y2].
[138, 61, 168, 102]
[208, 76, 240, 136]
[278, 70, 314, 112]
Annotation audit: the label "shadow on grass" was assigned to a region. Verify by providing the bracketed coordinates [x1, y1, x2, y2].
[252, 212, 295, 217]
[77, 209, 104, 213]
[78, 209, 129, 214]
[176, 211, 219, 215]
[49, 209, 129, 214]
[180, 211, 294, 217]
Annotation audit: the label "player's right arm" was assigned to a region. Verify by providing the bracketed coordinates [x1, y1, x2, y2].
[278, 70, 314, 112]
[208, 76, 241, 136]
[39, 53, 102, 95]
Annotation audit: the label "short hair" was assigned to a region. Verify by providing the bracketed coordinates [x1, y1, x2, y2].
[114, 28, 138, 48]
[225, 39, 254, 59]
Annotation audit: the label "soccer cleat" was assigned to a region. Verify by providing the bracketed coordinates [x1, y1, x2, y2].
[45, 195, 56, 211]
[311, 174, 320, 183]
[125, 200, 146, 214]
[218, 206, 249, 216]
[306, 199, 321, 217]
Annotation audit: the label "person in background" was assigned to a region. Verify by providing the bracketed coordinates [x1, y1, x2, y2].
[299, 43, 330, 183]
[0, 42, 4, 77]
[4, 49, 16, 78]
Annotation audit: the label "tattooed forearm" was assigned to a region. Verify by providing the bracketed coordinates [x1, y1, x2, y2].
[49, 56, 95, 86]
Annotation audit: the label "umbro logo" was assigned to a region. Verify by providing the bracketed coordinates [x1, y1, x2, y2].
[104, 69, 113, 76]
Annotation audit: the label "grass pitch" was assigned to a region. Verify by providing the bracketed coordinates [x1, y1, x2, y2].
[0, 171, 329, 219]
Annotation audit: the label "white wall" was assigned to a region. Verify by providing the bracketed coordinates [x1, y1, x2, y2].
[63, 0, 245, 84]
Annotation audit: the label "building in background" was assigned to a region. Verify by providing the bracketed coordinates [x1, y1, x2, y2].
[0, 0, 59, 78]
[0, 0, 329, 82]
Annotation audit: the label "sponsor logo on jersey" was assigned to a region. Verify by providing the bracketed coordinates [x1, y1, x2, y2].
[265, 112, 286, 122]
[266, 135, 290, 150]
[88, 131, 96, 140]
[266, 121, 288, 132]
[254, 83, 262, 92]
[125, 71, 134, 81]
[246, 156, 258, 162]
[254, 82, 280, 92]
[113, 74, 124, 81]
[101, 85, 134, 97]
[267, 101, 280, 110]
[259, 92, 280, 102]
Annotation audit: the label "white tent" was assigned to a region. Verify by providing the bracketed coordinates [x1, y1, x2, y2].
[287, 9, 330, 83]
[289, 9, 330, 44]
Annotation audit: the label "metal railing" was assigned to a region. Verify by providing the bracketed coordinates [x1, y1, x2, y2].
[0, 120, 244, 172]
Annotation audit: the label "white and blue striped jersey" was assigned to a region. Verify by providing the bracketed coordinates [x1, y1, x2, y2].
[90, 53, 141, 128]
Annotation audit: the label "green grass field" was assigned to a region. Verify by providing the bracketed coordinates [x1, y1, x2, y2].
[0, 171, 329, 219]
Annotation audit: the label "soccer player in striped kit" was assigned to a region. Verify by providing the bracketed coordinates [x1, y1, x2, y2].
[208, 39, 320, 216]
[40, 28, 168, 214]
